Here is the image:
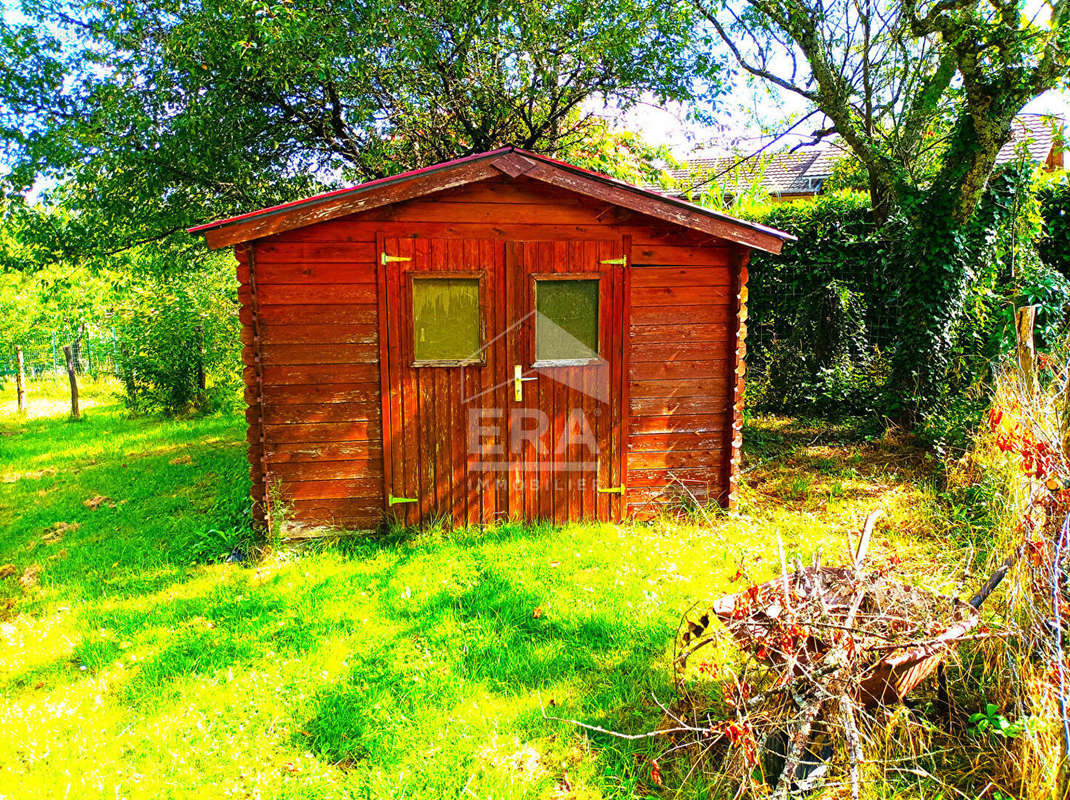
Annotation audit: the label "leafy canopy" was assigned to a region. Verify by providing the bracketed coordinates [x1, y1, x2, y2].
[1, 0, 721, 250]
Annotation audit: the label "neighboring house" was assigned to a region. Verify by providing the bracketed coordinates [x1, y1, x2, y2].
[664, 114, 1065, 202]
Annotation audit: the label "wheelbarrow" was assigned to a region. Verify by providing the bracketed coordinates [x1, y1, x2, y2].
[708, 565, 981, 708]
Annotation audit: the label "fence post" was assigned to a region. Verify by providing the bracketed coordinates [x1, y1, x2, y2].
[85, 326, 93, 376]
[195, 324, 206, 395]
[62, 345, 80, 420]
[15, 347, 25, 412]
[1015, 305, 1038, 401]
[51, 332, 57, 374]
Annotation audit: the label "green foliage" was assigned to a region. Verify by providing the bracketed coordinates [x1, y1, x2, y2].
[746, 162, 1070, 429]
[746, 191, 895, 414]
[111, 258, 242, 415]
[0, 0, 722, 251]
[821, 154, 868, 194]
[1037, 172, 1070, 281]
[563, 119, 681, 187]
[969, 703, 1039, 740]
[0, 203, 241, 415]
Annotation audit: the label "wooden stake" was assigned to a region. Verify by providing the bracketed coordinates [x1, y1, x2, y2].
[194, 324, 206, 394]
[853, 509, 883, 573]
[1015, 305, 1038, 400]
[15, 346, 25, 412]
[62, 345, 80, 419]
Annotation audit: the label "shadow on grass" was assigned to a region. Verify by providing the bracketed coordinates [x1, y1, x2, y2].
[300, 562, 671, 769]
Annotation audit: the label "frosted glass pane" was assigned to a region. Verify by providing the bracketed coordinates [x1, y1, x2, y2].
[536, 279, 599, 361]
[412, 278, 481, 362]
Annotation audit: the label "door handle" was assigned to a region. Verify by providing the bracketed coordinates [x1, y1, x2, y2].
[514, 364, 537, 401]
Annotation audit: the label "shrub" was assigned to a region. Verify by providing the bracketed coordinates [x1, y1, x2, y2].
[745, 191, 896, 414]
[113, 257, 241, 415]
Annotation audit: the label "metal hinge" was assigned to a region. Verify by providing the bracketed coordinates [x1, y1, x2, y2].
[597, 485, 625, 495]
[381, 253, 412, 265]
[388, 494, 418, 506]
[600, 257, 627, 265]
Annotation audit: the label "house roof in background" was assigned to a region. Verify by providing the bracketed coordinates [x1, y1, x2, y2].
[189, 146, 794, 253]
[996, 114, 1062, 164]
[667, 113, 1064, 197]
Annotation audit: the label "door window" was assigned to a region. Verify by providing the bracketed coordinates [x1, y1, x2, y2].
[534, 278, 599, 364]
[411, 276, 483, 365]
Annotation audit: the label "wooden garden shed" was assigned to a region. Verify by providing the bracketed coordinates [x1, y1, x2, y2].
[190, 147, 792, 530]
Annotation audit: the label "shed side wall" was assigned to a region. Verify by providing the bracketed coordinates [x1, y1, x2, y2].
[239, 238, 384, 529]
[238, 176, 739, 528]
[626, 241, 736, 517]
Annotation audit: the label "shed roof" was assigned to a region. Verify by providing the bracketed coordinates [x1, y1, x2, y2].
[190, 146, 793, 254]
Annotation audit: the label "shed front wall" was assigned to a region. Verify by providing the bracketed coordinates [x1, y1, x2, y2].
[237, 176, 745, 529]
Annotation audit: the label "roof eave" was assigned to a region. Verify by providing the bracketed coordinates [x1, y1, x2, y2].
[191, 147, 794, 254]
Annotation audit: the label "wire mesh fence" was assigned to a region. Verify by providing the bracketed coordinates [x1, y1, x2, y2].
[1, 328, 123, 383]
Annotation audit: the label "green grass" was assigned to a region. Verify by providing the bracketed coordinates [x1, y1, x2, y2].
[0, 379, 964, 799]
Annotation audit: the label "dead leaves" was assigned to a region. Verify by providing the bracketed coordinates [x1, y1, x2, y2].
[169, 453, 193, 465]
[18, 564, 41, 591]
[0, 564, 15, 579]
[1, 467, 57, 484]
[84, 495, 115, 510]
[42, 522, 79, 544]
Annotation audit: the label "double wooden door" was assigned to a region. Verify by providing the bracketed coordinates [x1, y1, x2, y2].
[378, 236, 627, 526]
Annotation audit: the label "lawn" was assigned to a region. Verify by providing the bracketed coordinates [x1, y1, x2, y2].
[0, 379, 967, 799]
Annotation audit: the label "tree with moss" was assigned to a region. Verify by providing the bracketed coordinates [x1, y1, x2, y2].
[692, 0, 1070, 410]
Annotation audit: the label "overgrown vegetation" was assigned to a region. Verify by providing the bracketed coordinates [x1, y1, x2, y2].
[745, 161, 1070, 451]
[0, 237, 241, 414]
[693, 0, 1070, 412]
[2, 380, 1006, 799]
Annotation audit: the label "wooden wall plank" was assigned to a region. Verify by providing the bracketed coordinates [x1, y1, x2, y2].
[260, 402, 379, 424]
[260, 344, 379, 365]
[259, 324, 378, 345]
[630, 266, 733, 287]
[259, 382, 379, 405]
[268, 460, 383, 481]
[263, 421, 380, 442]
[258, 364, 379, 384]
[258, 284, 377, 305]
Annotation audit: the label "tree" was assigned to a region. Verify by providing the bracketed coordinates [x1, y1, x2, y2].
[691, 0, 1070, 408]
[692, 0, 1070, 221]
[0, 0, 721, 251]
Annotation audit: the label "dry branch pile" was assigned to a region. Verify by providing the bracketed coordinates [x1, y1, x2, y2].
[667, 514, 980, 798]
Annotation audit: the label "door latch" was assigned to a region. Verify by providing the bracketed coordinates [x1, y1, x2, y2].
[388, 494, 418, 506]
[597, 486, 625, 495]
[514, 364, 537, 401]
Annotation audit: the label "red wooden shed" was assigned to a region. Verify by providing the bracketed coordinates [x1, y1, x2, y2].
[190, 147, 792, 531]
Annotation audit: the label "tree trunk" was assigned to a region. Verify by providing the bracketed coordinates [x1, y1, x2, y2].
[63, 345, 80, 420]
[15, 347, 25, 412]
[195, 324, 206, 396]
[1016, 305, 1038, 401]
[70, 331, 83, 374]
